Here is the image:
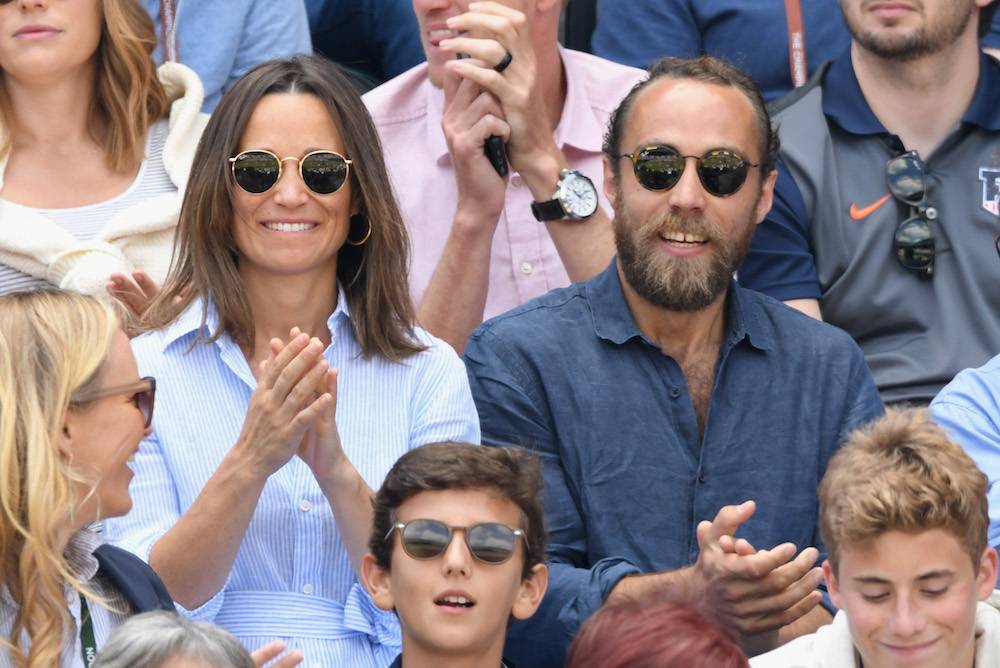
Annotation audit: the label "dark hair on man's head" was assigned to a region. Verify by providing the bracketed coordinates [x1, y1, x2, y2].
[566, 597, 748, 668]
[603, 56, 779, 180]
[982, 1, 999, 39]
[369, 443, 546, 579]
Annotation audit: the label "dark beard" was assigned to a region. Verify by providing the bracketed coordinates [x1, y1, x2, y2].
[845, 1, 975, 61]
[612, 197, 756, 312]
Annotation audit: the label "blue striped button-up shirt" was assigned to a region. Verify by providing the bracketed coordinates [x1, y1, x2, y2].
[104, 294, 480, 667]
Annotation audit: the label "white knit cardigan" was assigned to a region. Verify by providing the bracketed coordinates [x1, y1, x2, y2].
[0, 62, 208, 303]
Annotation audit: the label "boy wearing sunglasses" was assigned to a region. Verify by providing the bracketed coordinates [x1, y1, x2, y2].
[362, 443, 548, 668]
[752, 409, 1000, 668]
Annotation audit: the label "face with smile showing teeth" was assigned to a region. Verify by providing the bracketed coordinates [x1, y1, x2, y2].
[364, 487, 547, 665]
[230, 92, 354, 285]
[604, 77, 777, 312]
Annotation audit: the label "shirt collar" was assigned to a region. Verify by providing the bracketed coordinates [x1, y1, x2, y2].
[64, 528, 103, 583]
[824, 49, 1000, 135]
[426, 45, 604, 165]
[588, 260, 773, 352]
[0, 529, 102, 610]
[161, 284, 352, 353]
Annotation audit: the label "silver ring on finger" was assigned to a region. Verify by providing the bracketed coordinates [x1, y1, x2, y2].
[494, 50, 513, 73]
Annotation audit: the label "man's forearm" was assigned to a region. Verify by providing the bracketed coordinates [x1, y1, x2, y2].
[518, 145, 614, 283]
[607, 566, 701, 606]
[545, 209, 615, 282]
[417, 213, 496, 354]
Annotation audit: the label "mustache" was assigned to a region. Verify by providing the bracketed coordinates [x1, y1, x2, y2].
[642, 212, 722, 240]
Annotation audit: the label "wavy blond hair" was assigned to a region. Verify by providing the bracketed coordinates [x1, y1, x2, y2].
[0, 0, 168, 170]
[820, 408, 989, 573]
[0, 290, 117, 668]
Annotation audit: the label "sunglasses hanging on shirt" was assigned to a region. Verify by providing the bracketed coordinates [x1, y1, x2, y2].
[886, 151, 938, 279]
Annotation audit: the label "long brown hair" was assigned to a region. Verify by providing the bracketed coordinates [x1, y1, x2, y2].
[144, 55, 424, 361]
[0, 0, 168, 170]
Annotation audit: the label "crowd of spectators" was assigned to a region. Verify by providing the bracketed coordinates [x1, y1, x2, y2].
[2, 1, 1000, 667]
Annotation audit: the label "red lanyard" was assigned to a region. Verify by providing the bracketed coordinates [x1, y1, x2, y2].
[784, 0, 808, 87]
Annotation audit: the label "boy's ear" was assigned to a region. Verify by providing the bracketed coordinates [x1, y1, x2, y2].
[511, 563, 548, 620]
[361, 553, 395, 612]
[822, 559, 842, 609]
[976, 546, 999, 601]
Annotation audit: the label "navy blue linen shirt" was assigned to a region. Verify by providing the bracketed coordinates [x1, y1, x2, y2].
[465, 261, 884, 668]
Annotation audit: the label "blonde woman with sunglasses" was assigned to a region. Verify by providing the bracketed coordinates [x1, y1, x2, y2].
[0, 0, 207, 322]
[0, 290, 307, 668]
[0, 289, 169, 668]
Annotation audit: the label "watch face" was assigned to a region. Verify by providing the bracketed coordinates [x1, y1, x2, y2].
[559, 173, 599, 218]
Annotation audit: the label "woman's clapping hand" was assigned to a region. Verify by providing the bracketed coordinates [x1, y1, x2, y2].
[234, 330, 333, 478]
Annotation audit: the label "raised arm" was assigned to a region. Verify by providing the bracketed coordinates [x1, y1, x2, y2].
[141, 335, 330, 609]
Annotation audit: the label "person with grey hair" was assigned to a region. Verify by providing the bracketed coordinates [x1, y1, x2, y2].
[93, 612, 301, 668]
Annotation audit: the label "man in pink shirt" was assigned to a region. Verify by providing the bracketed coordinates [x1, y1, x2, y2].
[364, 0, 643, 352]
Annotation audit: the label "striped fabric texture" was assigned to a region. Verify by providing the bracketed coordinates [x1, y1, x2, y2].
[104, 294, 481, 668]
[0, 530, 132, 668]
[0, 119, 175, 295]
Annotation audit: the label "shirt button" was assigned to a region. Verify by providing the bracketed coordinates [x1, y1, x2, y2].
[302, 583, 314, 595]
[520, 261, 534, 275]
[698, 472, 707, 484]
[669, 387, 682, 399]
[298, 500, 311, 512]
[511, 174, 524, 187]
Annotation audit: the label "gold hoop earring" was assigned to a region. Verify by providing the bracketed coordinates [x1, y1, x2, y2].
[347, 214, 372, 246]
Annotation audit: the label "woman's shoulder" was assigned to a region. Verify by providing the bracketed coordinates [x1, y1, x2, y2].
[407, 326, 465, 369]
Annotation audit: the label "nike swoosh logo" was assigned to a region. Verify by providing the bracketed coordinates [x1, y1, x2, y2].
[849, 194, 892, 220]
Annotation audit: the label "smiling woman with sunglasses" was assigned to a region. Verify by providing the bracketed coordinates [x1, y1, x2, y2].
[104, 55, 480, 667]
[0, 0, 207, 324]
[0, 290, 174, 668]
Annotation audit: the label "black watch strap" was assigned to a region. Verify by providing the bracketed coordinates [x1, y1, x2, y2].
[531, 198, 566, 221]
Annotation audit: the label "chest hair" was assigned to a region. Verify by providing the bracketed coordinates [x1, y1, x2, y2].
[679, 356, 717, 439]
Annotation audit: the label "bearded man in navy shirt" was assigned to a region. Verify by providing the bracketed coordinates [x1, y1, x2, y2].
[465, 56, 884, 668]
